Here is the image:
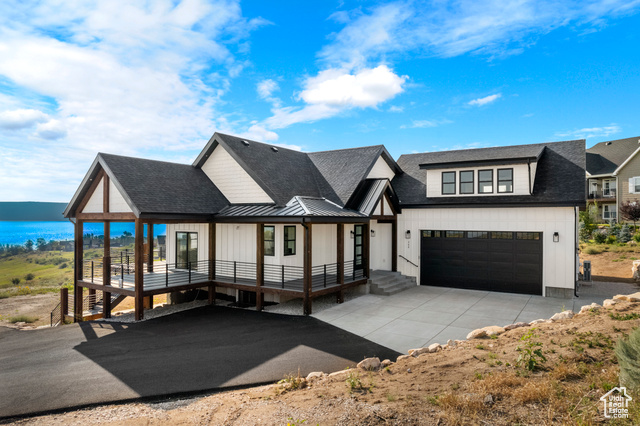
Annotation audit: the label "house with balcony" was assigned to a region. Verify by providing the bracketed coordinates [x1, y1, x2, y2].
[63, 133, 585, 321]
[586, 136, 640, 223]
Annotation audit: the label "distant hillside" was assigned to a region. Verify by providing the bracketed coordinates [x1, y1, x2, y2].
[0, 202, 68, 221]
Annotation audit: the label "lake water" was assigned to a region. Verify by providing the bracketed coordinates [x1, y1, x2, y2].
[0, 221, 166, 246]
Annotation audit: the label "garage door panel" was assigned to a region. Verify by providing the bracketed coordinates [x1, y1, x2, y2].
[421, 231, 542, 295]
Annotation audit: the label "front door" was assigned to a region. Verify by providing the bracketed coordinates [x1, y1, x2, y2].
[354, 225, 364, 271]
[176, 232, 198, 269]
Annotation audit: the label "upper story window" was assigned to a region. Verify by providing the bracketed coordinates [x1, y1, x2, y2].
[264, 225, 275, 256]
[442, 171, 456, 195]
[497, 168, 513, 193]
[459, 171, 474, 194]
[478, 170, 493, 193]
[631, 177, 640, 194]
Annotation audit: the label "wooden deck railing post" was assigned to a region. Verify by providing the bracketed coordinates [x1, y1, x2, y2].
[337, 223, 344, 303]
[165, 263, 169, 287]
[134, 219, 144, 321]
[73, 219, 84, 322]
[256, 224, 264, 311]
[303, 222, 312, 315]
[281, 265, 285, 289]
[60, 287, 68, 322]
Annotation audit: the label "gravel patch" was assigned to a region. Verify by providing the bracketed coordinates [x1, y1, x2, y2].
[96, 300, 211, 323]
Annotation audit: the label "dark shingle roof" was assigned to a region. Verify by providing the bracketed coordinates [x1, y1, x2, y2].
[586, 136, 640, 175]
[65, 154, 228, 218]
[393, 139, 585, 207]
[195, 133, 340, 206]
[418, 144, 545, 169]
[308, 145, 396, 205]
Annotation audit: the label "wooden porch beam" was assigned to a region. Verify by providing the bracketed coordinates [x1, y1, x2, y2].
[336, 223, 344, 303]
[392, 219, 398, 272]
[256, 223, 264, 311]
[134, 219, 144, 321]
[147, 223, 154, 273]
[103, 221, 112, 318]
[208, 223, 216, 281]
[73, 220, 84, 322]
[76, 212, 136, 221]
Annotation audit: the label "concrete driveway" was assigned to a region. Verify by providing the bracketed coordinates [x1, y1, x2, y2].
[312, 281, 638, 354]
[0, 305, 398, 420]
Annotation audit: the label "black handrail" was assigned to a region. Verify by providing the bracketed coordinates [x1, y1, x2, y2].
[399, 254, 419, 268]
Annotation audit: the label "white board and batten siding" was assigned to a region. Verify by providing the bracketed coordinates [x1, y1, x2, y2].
[367, 156, 396, 181]
[397, 207, 578, 294]
[81, 177, 133, 213]
[201, 146, 273, 204]
[371, 196, 393, 216]
[370, 220, 392, 271]
[165, 223, 210, 268]
[426, 163, 531, 197]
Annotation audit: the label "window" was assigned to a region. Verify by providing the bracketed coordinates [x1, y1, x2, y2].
[460, 171, 474, 194]
[516, 232, 540, 240]
[478, 170, 493, 194]
[422, 230, 442, 238]
[264, 225, 275, 256]
[631, 177, 640, 194]
[442, 171, 456, 195]
[284, 226, 296, 256]
[467, 231, 489, 239]
[603, 205, 617, 221]
[176, 232, 198, 269]
[445, 230, 464, 238]
[497, 168, 513, 193]
[491, 232, 513, 239]
[603, 179, 616, 197]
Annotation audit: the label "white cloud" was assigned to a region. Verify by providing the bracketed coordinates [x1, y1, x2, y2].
[35, 119, 67, 140]
[388, 105, 404, 113]
[240, 124, 279, 142]
[264, 65, 406, 129]
[0, 108, 49, 130]
[257, 79, 279, 99]
[556, 124, 621, 139]
[468, 93, 502, 106]
[400, 118, 452, 129]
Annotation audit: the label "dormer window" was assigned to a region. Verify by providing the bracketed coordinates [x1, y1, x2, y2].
[442, 172, 456, 195]
[460, 171, 474, 194]
[497, 168, 513, 193]
[478, 170, 493, 193]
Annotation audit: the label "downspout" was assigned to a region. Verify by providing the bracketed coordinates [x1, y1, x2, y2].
[574, 205, 579, 298]
[527, 159, 532, 194]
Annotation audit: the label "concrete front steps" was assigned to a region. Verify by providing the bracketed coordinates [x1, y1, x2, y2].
[369, 270, 416, 296]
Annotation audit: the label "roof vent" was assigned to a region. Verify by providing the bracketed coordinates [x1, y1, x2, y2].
[241, 140, 250, 146]
[606, 142, 612, 145]
[271, 146, 279, 152]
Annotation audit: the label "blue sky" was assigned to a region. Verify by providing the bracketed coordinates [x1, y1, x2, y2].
[1, 0, 639, 202]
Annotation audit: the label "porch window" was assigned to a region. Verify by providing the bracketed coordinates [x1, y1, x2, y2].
[478, 170, 493, 193]
[264, 226, 275, 256]
[442, 171, 456, 195]
[176, 232, 198, 269]
[284, 226, 296, 256]
[497, 168, 513, 193]
[603, 205, 617, 221]
[460, 171, 474, 194]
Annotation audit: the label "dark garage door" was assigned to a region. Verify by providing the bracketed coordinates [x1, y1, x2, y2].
[420, 230, 542, 295]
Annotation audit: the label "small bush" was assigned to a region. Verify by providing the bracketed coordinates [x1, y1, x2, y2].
[10, 278, 20, 285]
[619, 225, 632, 243]
[24, 273, 35, 281]
[579, 222, 592, 242]
[610, 312, 640, 321]
[616, 327, 640, 390]
[634, 233, 640, 243]
[9, 315, 38, 324]
[593, 230, 607, 244]
[58, 263, 68, 269]
[583, 246, 603, 255]
[515, 328, 546, 372]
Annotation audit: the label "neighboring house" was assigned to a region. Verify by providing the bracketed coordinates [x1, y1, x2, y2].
[64, 133, 585, 321]
[586, 136, 640, 223]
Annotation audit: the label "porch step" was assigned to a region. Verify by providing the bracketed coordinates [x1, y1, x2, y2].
[369, 271, 416, 296]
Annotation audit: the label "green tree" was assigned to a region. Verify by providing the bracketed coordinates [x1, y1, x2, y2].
[36, 238, 47, 251]
[579, 202, 598, 235]
[24, 239, 34, 251]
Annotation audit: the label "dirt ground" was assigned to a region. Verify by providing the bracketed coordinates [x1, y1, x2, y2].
[8, 295, 640, 425]
[580, 252, 638, 283]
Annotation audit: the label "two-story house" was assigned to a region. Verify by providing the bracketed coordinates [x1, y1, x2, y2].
[586, 136, 640, 223]
[63, 134, 585, 321]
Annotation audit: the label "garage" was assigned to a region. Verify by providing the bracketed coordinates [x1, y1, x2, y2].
[420, 230, 542, 295]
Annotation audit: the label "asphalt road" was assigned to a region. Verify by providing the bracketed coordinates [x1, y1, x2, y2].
[0, 305, 399, 419]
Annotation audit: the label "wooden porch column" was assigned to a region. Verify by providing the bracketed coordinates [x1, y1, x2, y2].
[146, 223, 154, 272]
[303, 222, 312, 315]
[134, 219, 144, 321]
[363, 222, 370, 278]
[103, 221, 112, 319]
[336, 223, 344, 303]
[208, 223, 216, 305]
[392, 219, 398, 272]
[73, 220, 84, 322]
[256, 223, 264, 311]
[60, 287, 68, 322]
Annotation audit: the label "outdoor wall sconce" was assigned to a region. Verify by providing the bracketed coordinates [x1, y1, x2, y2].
[553, 232, 559, 243]
[371, 229, 376, 237]
[405, 230, 411, 239]
[350, 230, 354, 239]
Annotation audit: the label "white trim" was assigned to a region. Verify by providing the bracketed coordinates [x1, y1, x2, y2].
[613, 145, 640, 175]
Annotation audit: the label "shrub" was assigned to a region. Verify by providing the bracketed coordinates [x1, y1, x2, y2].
[10, 278, 20, 285]
[515, 328, 546, 372]
[635, 233, 640, 243]
[583, 246, 603, 255]
[616, 327, 640, 390]
[58, 263, 68, 269]
[579, 222, 592, 242]
[606, 235, 617, 245]
[619, 225, 632, 243]
[593, 230, 608, 244]
[24, 273, 35, 281]
[9, 315, 38, 323]
[609, 223, 622, 238]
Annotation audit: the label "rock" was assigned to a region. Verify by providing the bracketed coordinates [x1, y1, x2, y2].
[328, 369, 350, 378]
[614, 294, 630, 301]
[306, 372, 324, 381]
[484, 326, 506, 336]
[409, 347, 431, 357]
[447, 339, 456, 347]
[396, 354, 412, 363]
[504, 322, 528, 330]
[550, 310, 574, 321]
[428, 343, 441, 353]
[381, 359, 393, 368]
[407, 368, 412, 373]
[357, 357, 381, 371]
[484, 394, 494, 406]
[579, 303, 602, 314]
[626, 292, 640, 302]
[530, 319, 548, 325]
[633, 261, 640, 281]
[603, 299, 618, 308]
[467, 329, 488, 339]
